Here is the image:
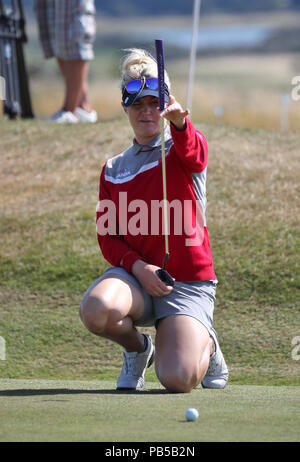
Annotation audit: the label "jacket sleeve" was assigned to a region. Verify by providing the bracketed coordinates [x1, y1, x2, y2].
[96, 166, 143, 273]
[170, 117, 208, 173]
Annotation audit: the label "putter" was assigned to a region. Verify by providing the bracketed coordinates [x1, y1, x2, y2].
[155, 39, 175, 287]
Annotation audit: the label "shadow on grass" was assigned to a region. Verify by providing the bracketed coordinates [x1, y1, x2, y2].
[0, 388, 170, 397]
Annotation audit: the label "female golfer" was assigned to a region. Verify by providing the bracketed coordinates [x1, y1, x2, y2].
[79, 48, 228, 392]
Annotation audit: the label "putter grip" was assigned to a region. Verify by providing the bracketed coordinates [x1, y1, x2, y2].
[155, 39, 165, 112]
[156, 269, 175, 287]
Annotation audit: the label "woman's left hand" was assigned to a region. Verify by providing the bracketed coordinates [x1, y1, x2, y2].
[131, 260, 173, 297]
[161, 95, 190, 130]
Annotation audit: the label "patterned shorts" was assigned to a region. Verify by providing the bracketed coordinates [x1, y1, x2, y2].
[34, 0, 96, 60]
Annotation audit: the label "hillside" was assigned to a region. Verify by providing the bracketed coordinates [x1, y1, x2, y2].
[0, 118, 299, 385]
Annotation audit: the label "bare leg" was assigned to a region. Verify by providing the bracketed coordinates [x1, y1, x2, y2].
[57, 58, 92, 113]
[155, 315, 213, 393]
[77, 77, 92, 111]
[79, 276, 146, 352]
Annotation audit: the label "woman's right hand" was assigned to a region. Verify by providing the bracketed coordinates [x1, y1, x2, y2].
[131, 259, 174, 297]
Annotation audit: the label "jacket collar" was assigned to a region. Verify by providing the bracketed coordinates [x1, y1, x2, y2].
[132, 125, 172, 155]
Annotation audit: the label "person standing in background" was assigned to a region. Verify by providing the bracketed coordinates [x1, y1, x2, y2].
[34, 0, 98, 123]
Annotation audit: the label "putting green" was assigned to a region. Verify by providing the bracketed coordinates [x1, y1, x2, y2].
[0, 379, 299, 442]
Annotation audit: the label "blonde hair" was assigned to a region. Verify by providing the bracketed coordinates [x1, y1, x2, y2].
[120, 48, 171, 92]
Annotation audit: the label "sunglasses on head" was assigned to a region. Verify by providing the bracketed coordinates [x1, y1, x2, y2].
[122, 76, 169, 107]
[124, 77, 159, 94]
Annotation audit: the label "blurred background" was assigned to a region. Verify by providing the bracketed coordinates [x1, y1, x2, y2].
[5, 0, 300, 130]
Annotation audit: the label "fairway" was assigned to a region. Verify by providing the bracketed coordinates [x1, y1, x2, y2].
[0, 379, 299, 442]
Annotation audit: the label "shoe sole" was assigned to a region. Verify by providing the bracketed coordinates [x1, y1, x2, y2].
[201, 376, 228, 389]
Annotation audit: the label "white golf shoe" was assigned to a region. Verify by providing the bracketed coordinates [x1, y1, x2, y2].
[116, 334, 155, 391]
[76, 107, 98, 123]
[48, 110, 79, 124]
[202, 328, 228, 389]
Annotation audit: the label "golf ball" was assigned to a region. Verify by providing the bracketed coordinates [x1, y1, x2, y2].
[185, 408, 199, 422]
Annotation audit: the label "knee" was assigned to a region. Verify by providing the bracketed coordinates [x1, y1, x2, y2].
[156, 366, 200, 393]
[79, 293, 114, 335]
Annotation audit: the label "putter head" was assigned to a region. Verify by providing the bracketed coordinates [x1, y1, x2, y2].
[156, 269, 175, 287]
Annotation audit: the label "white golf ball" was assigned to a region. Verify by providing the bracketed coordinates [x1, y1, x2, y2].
[185, 408, 199, 422]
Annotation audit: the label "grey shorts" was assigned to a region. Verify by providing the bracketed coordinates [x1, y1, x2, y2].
[81, 267, 217, 333]
[34, 0, 96, 60]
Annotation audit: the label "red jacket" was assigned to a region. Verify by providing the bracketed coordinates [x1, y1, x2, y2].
[96, 118, 216, 282]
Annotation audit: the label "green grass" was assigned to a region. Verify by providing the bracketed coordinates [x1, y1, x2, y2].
[0, 379, 299, 442]
[0, 117, 299, 388]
